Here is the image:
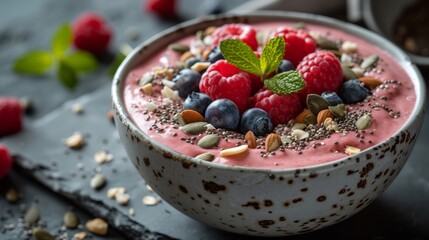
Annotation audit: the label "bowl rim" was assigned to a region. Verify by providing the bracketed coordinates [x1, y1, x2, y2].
[112, 10, 427, 175]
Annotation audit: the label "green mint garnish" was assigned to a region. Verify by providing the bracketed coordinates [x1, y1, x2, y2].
[260, 36, 285, 76]
[264, 70, 305, 95]
[13, 50, 54, 75]
[52, 24, 72, 59]
[13, 23, 98, 90]
[57, 60, 78, 89]
[220, 36, 305, 95]
[219, 39, 261, 76]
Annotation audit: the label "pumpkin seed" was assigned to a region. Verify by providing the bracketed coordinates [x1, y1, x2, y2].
[63, 209, 79, 228]
[168, 43, 190, 53]
[306, 94, 329, 116]
[180, 122, 208, 135]
[341, 63, 358, 80]
[355, 114, 372, 130]
[328, 104, 346, 118]
[24, 205, 40, 224]
[90, 174, 107, 190]
[197, 134, 220, 149]
[5, 188, 19, 203]
[195, 152, 215, 162]
[305, 114, 317, 125]
[360, 54, 379, 69]
[316, 37, 338, 50]
[33, 228, 54, 240]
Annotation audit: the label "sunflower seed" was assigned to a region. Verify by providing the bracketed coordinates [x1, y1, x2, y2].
[342, 63, 358, 80]
[329, 104, 346, 118]
[360, 54, 379, 69]
[195, 152, 215, 161]
[168, 43, 190, 53]
[316, 37, 338, 50]
[197, 134, 220, 149]
[5, 188, 19, 203]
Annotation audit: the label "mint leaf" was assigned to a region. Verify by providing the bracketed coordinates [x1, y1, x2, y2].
[219, 39, 261, 76]
[13, 50, 54, 75]
[264, 70, 305, 95]
[63, 51, 98, 73]
[107, 52, 126, 77]
[57, 60, 78, 89]
[52, 23, 72, 59]
[260, 36, 285, 76]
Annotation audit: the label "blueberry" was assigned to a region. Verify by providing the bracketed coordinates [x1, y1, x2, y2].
[239, 108, 273, 136]
[172, 69, 202, 98]
[338, 79, 370, 104]
[183, 92, 213, 115]
[277, 59, 295, 73]
[205, 99, 240, 130]
[208, 47, 224, 63]
[321, 91, 343, 106]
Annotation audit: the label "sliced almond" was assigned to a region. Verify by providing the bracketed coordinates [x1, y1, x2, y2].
[179, 51, 195, 62]
[359, 77, 383, 89]
[219, 144, 249, 157]
[140, 83, 154, 95]
[181, 109, 205, 124]
[265, 133, 282, 152]
[345, 146, 361, 155]
[317, 109, 334, 125]
[197, 134, 220, 149]
[244, 131, 257, 149]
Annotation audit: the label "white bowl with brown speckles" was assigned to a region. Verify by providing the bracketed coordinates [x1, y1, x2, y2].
[112, 11, 426, 236]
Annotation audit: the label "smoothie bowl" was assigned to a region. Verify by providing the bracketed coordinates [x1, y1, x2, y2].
[112, 12, 426, 236]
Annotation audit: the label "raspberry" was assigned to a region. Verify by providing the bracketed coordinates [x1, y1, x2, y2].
[145, 0, 177, 19]
[72, 12, 112, 54]
[199, 60, 252, 113]
[270, 27, 316, 66]
[0, 144, 13, 179]
[296, 51, 343, 102]
[211, 24, 258, 51]
[252, 88, 303, 126]
[0, 97, 23, 136]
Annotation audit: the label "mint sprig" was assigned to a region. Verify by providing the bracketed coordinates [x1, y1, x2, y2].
[219, 36, 305, 95]
[13, 23, 98, 89]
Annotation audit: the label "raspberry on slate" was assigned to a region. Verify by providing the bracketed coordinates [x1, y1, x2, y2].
[0, 97, 23, 137]
[145, 0, 177, 19]
[211, 24, 258, 51]
[0, 144, 13, 179]
[270, 27, 316, 66]
[296, 50, 343, 102]
[252, 88, 303, 126]
[72, 12, 113, 54]
[199, 60, 252, 113]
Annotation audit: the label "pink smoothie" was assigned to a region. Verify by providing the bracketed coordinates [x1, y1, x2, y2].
[123, 22, 416, 169]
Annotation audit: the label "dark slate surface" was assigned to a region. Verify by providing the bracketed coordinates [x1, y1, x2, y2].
[1, 0, 429, 240]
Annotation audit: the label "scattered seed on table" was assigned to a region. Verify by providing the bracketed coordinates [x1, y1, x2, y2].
[142, 195, 160, 206]
[107, 187, 126, 199]
[63, 209, 79, 228]
[94, 150, 113, 164]
[32, 227, 54, 240]
[115, 193, 130, 206]
[64, 132, 85, 149]
[5, 188, 19, 203]
[71, 103, 85, 114]
[73, 232, 88, 240]
[128, 208, 135, 216]
[90, 174, 107, 190]
[86, 218, 108, 236]
[24, 205, 40, 225]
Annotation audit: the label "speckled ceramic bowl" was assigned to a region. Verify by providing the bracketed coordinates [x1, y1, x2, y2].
[112, 12, 426, 236]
